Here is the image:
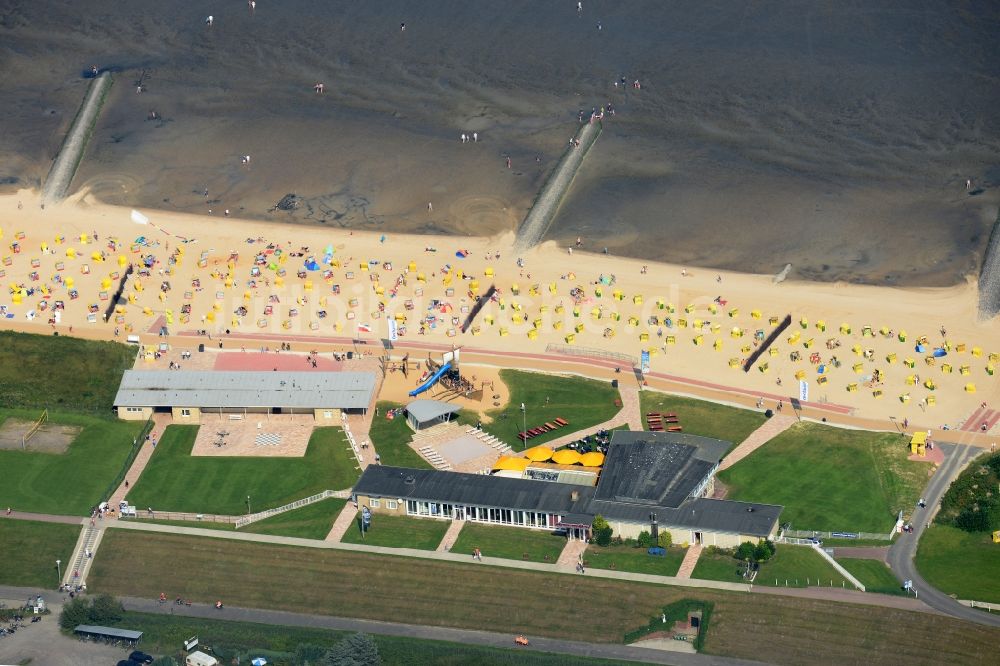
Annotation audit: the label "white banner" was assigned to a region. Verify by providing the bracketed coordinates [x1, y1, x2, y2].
[388, 318, 398, 341]
[799, 380, 809, 402]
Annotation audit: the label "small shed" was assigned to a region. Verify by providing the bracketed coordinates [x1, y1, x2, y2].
[73, 624, 143, 647]
[405, 399, 461, 431]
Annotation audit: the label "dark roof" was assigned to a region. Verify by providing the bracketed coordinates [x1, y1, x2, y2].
[591, 497, 782, 537]
[354, 466, 595, 514]
[74, 625, 143, 640]
[595, 431, 730, 508]
[406, 399, 461, 423]
[557, 513, 594, 527]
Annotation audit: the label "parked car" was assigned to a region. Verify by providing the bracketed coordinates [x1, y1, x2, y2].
[129, 651, 154, 664]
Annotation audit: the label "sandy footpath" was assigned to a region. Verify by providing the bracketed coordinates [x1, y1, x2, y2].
[1, 189, 998, 438]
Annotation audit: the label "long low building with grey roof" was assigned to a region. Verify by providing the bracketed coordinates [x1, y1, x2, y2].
[353, 429, 782, 547]
[114, 369, 376, 423]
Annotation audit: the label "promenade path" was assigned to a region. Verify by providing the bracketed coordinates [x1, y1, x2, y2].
[436, 519, 466, 552]
[540, 383, 641, 449]
[107, 413, 171, 510]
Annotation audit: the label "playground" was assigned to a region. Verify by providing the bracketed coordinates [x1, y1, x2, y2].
[0, 412, 81, 453]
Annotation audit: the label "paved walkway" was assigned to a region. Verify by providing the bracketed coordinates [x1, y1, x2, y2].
[325, 500, 359, 542]
[344, 412, 376, 468]
[539, 382, 640, 449]
[556, 538, 588, 567]
[1, 511, 82, 525]
[436, 519, 466, 552]
[107, 413, 171, 510]
[718, 414, 797, 471]
[676, 544, 703, 580]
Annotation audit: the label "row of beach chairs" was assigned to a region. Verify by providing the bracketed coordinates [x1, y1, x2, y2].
[519, 417, 569, 442]
[646, 412, 682, 433]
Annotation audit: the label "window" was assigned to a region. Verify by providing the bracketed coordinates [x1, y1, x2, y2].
[180, 408, 191, 417]
[323, 410, 333, 419]
[125, 407, 143, 413]
[386, 500, 398, 510]
[407, 500, 418, 515]
[369, 498, 381, 508]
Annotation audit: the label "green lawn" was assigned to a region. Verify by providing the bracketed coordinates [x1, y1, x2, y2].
[104, 611, 641, 665]
[718, 422, 929, 533]
[584, 545, 685, 576]
[0, 331, 135, 414]
[639, 392, 766, 447]
[126, 425, 358, 514]
[133, 498, 349, 540]
[369, 402, 432, 469]
[481, 370, 620, 450]
[339, 512, 450, 550]
[836, 558, 903, 595]
[917, 525, 1000, 604]
[693, 545, 850, 588]
[0, 409, 143, 515]
[0, 519, 80, 588]
[451, 523, 565, 563]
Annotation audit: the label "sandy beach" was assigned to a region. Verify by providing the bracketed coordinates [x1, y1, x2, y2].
[2, 190, 999, 443]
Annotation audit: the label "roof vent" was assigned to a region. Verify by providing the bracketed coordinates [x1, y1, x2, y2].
[404, 475, 415, 485]
[570, 490, 580, 502]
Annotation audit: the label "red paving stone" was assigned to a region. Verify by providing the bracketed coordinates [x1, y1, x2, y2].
[213, 351, 343, 372]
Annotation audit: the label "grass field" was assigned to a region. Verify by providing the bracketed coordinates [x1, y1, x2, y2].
[0, 331, 134, 413]
[916, 525, 1000, 604]
[340, 513, 450, 550]
[584, 545, 685, 576]
[0, 409, 143, 515]
[718, 422, 929, 533]
[369, 402, 432, 469]
[693, 545, 849, 588]
[132, 500, 348, 540]
[451, 523, 566, 562]
[0, 519, 80, 588]
[126, 425, 358, 514]
[480, 370, 620, 450]
[88, 531, 1000, 665]
[835, 558, 903, 595]
[638, 392, 766, 446]
[106, 611, 640, 665]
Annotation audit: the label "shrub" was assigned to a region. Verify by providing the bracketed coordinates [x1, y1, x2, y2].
[657, 531, 672, 548]
[326, 632, 380, 666]
[754, 539, 776, 562]
[59, 597, 90, 630]
[592, 514, 613, 547]
[636, 530, 653, 548]
[735, 541, 757, 562]
[956, 507, 991, 532]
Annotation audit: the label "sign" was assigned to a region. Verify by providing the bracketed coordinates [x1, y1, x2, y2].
[641, 350, 650, 374]
[361, 506, 372, 527]
[799, 380, 809, 402]
[831, 532, 859, 539]
[387, 318, 398, 341]
[184, 636, 199, 651]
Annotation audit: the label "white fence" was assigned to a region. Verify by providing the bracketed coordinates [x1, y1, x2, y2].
[234, 489, 344, 528]
[960, 599, 1000, 613]
[783, 529, 894, 542]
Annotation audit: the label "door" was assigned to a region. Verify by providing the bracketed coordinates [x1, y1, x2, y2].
[694, 531, 703, 545]
[454, 507, 465, 520]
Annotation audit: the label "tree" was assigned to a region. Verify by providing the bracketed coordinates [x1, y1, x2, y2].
[326, 632, 381, 666]
[754, 539, 775, 562]
[956, 507, 991, 532]
[296, 643, 327, 665]
[59, 597, 89, 630]
[636, 530, 653, 548]
[734, 541, 756, 562]
[88, 594, 124, 624]
[592, 514, 613, 547]
[657, 531, 672, 548]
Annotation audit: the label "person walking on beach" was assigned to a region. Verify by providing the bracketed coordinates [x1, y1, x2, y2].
[314, 82, 325, 94]
[506, 156, 512, 169]
[206, 15, 214, 27]
[472, 132, 478, 142]
[249, 0, 256, 16]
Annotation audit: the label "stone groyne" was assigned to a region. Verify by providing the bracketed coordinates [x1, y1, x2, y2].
[978, 208, 1000, 320]
[41, 71, 114, 204]
[513, 120, 601, 252]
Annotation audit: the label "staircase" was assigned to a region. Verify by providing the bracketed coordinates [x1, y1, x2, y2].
[718, 415, 797, 471]
[63, 523, 104, 588]
[675, 543, 703, 580]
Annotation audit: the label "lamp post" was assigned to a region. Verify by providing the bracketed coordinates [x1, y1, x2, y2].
[520, 403, 526, 446]
[650, 512, 658, 544]
[56, 559, 61, 588]
[246, 495, 251, 516]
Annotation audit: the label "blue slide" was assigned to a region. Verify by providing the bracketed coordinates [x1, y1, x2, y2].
[408, 362, 452, 397]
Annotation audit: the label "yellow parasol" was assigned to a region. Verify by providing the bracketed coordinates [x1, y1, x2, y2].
[524, 446, 554, 462]
[551, 449, 582, 465]
[579, 451, 605, 467]
[493, 456, 530, 472]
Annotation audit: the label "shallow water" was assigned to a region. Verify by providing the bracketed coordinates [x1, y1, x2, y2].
[1, 0, 998, 285]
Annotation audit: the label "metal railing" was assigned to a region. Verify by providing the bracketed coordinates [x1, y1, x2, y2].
[234, 489, 340, 528]
[545, 343, 637, 367]
[782, 529, 894, 542]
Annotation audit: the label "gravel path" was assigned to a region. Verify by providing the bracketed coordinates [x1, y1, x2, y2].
[41, 72, 113, 204]
[514, 120, 601, 252]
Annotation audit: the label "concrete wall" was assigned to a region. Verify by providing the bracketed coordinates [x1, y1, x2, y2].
[171, 406, 201, 424]
[117, 406, 152, 421]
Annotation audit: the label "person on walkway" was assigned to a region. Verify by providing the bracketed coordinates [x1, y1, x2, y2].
[506, 156, 511, 169]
